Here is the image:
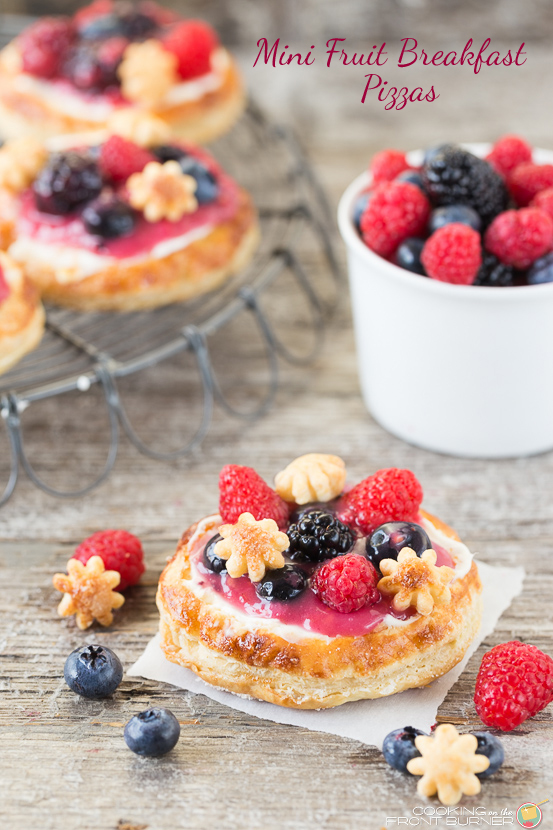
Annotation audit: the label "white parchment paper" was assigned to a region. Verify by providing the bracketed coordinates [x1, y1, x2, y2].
[128, 561, 524, 749]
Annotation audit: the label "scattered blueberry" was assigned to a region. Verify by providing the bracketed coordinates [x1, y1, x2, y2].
[472, 732, 505, 778]
[527, 251, 553, 285]
[382, 726, 425, 773]
[353, 191, 371, 230]
[33, 152, 103, 215]
[64, 644, 123, 699]
[255, 564, 308, 601]
[366, 522, 432, 571]
[396, 169, 427, 193]
[178, 158, 218, 204]
[83, 193, 137, 239]
[429, 204, 482, 234]
[203, 533, 226, 573]
[396, 238, 426, 275]
[287, 511, 354, 563]
[124, 708, 180, 757]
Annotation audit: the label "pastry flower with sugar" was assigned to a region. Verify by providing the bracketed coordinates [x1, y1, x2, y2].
[52, 556, 125, 630]
[214, 512, 289, 582]
[407, 724, 489, 806]
[118, 39, 178, 106]
[107, 110, 172, 148]
[128, 161, 198, 222]
[0, 138, 47, 193]
[377, 548, 455, 616]
[275, 453, 347, 505]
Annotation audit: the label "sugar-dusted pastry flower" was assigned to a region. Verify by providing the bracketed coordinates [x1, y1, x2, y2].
[106, 109, 172, 148]
[0, 42, 22, 75]
[377, 547, 454, 616]
[118, 39, 178, 106]
[275, 454, 347, 505]
[407, 724, 489, 806]
[52, 556, 125, 630]
[127, 160, 198, 222]
[0, 137, 47, 193]
[214, 512, 289, 582]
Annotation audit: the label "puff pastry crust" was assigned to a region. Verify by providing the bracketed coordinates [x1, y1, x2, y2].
[0, 257, 44, 375]
[157, 511, 482, 709]
[0, 50, 245, 145]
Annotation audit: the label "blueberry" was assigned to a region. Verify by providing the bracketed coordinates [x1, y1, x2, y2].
[397, 169, 427, 193]
[83, 193, 137, 239]
[472, 732, 504, 778]
[33, 152, 103, 215]
[78, 13, 125, 40]
[64, 644, 123, 699]
[382, 726, 426, 773]
[203, 533, 226, 573]
[366, 522, 432, 571]
[527, 252, 553, 284]
[353, 191, 371, 230]
[255, 564, 308, 601]
[429, 204, 482, 234]
[396, 238, 426, 275]
[124, 708, 180, 757]
[178, 158, 218, 205]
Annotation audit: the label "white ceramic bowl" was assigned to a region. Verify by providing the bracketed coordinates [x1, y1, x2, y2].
[338, 145, 553, 458]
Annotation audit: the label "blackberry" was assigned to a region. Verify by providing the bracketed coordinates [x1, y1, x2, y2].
[255, 564, 307, 601]
[366, 522, 432, 571]
[473, 252, 515, 287]
[33, 152, 103, 215]
[287, 511, 354, 563]
[423, 146, 508, 226]
[118, 10, 158, 40]
[82, 193, 137, 239]
[64, 38, 126, 91]
[202, 533, 226, 573]
[153, 144, 189, 165]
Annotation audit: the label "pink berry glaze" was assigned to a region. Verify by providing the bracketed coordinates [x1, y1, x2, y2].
[14, 146, 241, 260]
[0, 265, 10, 305]
[190, 521, 455, 639]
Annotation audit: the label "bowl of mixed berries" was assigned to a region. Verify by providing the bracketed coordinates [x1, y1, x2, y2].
[338, 135, 553, 458]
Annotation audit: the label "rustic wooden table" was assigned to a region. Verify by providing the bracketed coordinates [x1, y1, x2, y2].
[2, 39, 553, 830]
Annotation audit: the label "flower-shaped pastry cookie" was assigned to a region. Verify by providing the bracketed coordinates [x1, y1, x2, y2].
[275, 453, 347, 505]
[107, 110, 172, 148]
[0, 138, 47, 193]
[118, 40, 178, 106]
[377, 548, 454, 616]
[214, 512, 289, 582]
[52, 556, 125, 630]
[128, 161, 198, 222]
[407, 724, 489, 806]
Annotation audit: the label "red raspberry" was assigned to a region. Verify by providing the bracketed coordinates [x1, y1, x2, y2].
[530, 186, 553, 223]
[219, 465, 289, 529]
[486, 134, 532, 178]
[485, 208, 553, 269]
[74, 530, 145, 591]
[370, 149, 410, 184]
[509, 162, 553, 206]
[0, 265, 10, 306]
[99, 136, 155, 183]
[163, 20, 219, 80]
[421, 223, 482, 285]
[20, 18, 74, 79]
[360, 181, 430, 258]
[337, 468, 423, 536]
[474, 642, 553, 731]
[312, 553, 380, 613]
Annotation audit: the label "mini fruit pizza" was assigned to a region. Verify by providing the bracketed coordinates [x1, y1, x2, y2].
[0, 250, 44, 375]
[157, 454, 482, 709]
[0, 115, 259, 311]
[0, 1, 245, 144]
[355, 134, 553, 286]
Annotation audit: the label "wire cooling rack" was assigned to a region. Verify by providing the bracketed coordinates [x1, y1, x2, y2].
[0, 100, 341, 506]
